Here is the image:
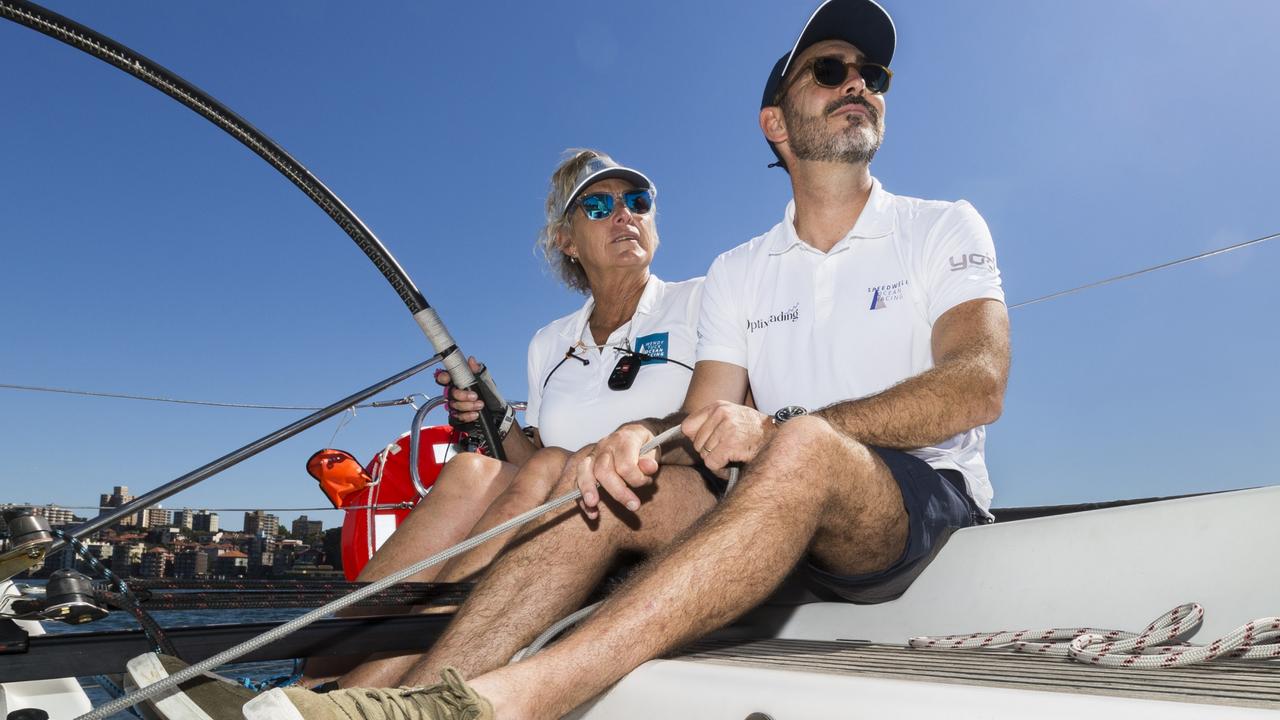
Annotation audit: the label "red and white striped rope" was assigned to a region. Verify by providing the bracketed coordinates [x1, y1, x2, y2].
[908, 603, 1280, 668]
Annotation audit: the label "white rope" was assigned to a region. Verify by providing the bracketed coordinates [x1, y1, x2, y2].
[511, 600, 605, 664]
[509, 462, 739, 664]
[74, 426, 686, 720]
[909, 603, 1280, 668]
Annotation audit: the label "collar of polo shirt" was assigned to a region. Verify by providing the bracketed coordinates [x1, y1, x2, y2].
[768, 177, 895, 256]
[562, 273, 666, 346]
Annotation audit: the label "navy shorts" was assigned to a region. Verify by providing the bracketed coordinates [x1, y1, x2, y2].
[803, 447, 986, 604]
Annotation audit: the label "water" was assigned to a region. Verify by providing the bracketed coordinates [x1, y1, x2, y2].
[31, 597, 313, 719]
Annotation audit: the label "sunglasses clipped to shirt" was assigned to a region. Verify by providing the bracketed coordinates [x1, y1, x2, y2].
[780, 56, 893, 102]
[574, 189, 655, 221]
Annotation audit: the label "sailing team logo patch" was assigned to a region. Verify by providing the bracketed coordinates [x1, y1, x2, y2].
[867, 280, 907, 310]
[634, 332, 669, 365]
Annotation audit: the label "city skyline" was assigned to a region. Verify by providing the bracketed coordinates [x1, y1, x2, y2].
[4, 486, 340, 581]
[2, 489, 308, 535]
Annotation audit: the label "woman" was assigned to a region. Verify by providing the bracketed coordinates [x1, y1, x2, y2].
[322, 151, 706, 686]
[357, 149, 703, 585]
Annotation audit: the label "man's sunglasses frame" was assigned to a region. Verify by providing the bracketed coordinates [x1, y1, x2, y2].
[776, 55, 893, 105]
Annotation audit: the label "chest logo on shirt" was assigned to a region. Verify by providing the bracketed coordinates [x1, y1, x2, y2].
[746, 303, 800, 333]
[634, 332, 669, 365]
[867, 280, 908, 310]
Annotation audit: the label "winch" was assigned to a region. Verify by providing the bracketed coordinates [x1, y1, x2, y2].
[0, 569, 109, 625]
[0, 510, 54, 582]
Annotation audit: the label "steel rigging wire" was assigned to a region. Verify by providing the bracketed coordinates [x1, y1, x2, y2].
[3, 228, 1276, 409]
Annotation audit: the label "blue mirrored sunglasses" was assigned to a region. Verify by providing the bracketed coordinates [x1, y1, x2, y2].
[575, 189, 655, 220]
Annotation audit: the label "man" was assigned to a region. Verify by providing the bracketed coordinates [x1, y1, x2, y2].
[202, 1, 1010, 717]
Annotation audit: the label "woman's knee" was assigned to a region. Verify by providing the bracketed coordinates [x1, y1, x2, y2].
[432, 451, 506, 495]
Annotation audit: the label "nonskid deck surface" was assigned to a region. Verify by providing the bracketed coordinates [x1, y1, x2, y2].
[675, 637, 1280, 710]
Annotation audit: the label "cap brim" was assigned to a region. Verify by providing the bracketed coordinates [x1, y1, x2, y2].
[783, 0, 896, 76]
[762, 0, 896, 112]
[562, 167, 655, 216]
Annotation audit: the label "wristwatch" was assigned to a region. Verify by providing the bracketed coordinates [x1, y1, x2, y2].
[772, 405, 808, 425]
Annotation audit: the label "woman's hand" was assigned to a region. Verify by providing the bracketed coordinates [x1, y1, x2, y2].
[435, 356, 486, 423]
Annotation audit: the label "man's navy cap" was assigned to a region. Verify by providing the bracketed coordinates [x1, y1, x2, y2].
[760, 0, 896, 167]
[761, 0, 896, 111]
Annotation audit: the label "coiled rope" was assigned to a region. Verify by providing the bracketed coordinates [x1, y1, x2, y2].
[909, 603, 1280, 668]
[74, 427, 686, 720]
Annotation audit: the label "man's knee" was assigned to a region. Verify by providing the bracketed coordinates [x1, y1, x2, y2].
[749, 416, 878, 495]
[511, 447, 569, 500]
[523, 447, 569, 480]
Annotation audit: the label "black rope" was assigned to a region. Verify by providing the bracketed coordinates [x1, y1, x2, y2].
[49, 529, 177, 656]
[128, 578, 458, 591]
[49, 529, 129, 595]
[126, 579, 473, 611]
[100, 591, 179, 657]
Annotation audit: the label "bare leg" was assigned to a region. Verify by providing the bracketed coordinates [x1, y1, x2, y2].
[400, 464, 718, 684]
[468, 416, 908, 720]
[356, 452, 518, 586]
[302, 452, 515, 682]
[431, 449, 570, 584]
[338, 447, 581, 688]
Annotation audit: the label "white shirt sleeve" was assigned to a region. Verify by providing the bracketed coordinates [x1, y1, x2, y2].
[696, 252, 747, 368]
[922, 200, 1005, 324]
[684, 277, 706, 343]
[523, 334, 544, 431]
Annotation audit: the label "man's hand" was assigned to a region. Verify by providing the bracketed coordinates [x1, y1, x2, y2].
[567, 424, 658, 519]
[682, 401, 773, 472]
[435, 356, 485, 423]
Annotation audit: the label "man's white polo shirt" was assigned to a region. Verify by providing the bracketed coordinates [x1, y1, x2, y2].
[527, 274, 703, 452]
[697, 178, 1004, 511]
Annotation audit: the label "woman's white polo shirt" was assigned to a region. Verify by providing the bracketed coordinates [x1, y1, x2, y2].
[527, 274, 703, 452]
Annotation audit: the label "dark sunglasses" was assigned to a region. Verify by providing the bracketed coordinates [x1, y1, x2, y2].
[779, 55, 893, 102]
[575, 189, 655, 221]
[608, 349, 695, 391]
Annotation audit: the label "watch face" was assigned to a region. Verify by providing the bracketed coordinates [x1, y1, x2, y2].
[775, 405, 808, 423]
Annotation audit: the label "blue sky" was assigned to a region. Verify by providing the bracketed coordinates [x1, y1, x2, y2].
[2, 0, 1278, 532]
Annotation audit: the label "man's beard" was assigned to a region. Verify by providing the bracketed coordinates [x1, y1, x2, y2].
[782, 94, 883, 165]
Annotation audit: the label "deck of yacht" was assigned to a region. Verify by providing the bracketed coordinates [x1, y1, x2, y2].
[567, 637, 1279, 718]
[682, 637, 1279, 708]
[571, 486, 1280, 718]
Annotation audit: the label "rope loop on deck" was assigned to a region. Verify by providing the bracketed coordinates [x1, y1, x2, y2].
[909, 603, 1280, 668]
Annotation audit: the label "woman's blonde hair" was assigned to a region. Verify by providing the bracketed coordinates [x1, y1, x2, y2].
[536, 148, 657, 294]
